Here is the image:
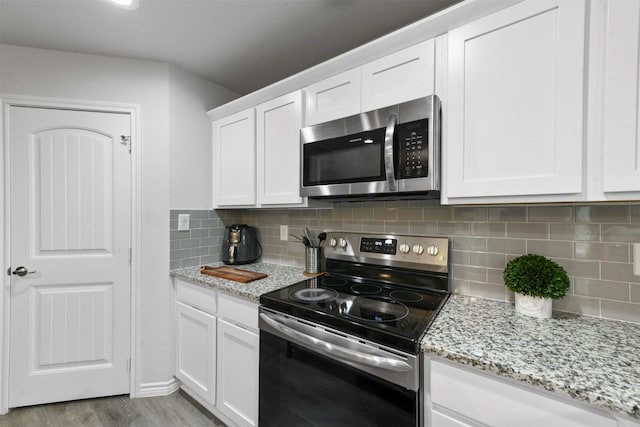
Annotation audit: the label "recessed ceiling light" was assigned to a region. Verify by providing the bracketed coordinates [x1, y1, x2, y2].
[108, 0, 140, 10]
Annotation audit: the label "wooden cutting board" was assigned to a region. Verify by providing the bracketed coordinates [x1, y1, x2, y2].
[199, 265, 267, 283]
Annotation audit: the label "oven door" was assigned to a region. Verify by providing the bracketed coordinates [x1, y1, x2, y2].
[259, 309, 420, 427]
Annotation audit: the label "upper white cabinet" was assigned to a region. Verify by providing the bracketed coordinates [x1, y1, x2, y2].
[213, 91, 324, 208]
[596, 0, 640, 198]
[212, 108, 256, 207]
[305, 68, 361, 126]
[305, 39, 436, 126]
[444, 0, 587, 202]
[256, 91, 304, 205]
[362, 39, 435, 112]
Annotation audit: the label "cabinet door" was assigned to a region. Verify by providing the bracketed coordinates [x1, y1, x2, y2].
[304, 68, 361, 126]
[362, 39, 435, 111]
[446, 0, 586, 200]
[429, 360, 617, 427]
[175, 302, 216, 406]
[601, 0, 640, 194]
[212, 108, 256, 207]
[256, 91, 304, 206]
[216, 318, 259, 427]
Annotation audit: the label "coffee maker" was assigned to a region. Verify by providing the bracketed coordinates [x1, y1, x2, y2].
[222, 224, 262, 265]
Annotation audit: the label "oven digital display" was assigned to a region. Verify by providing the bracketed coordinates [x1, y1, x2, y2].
[360, 238, 397, 255]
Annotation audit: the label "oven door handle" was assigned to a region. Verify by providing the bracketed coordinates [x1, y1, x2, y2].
[259, 312, 412, 373]
[384, 113, 398, 192]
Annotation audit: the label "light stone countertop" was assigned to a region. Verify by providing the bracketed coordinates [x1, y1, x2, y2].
[170, 262, 305, 301]
[421, 295, 640, 420]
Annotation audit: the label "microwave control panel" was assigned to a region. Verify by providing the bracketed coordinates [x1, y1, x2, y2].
[397, 119, 428, 179]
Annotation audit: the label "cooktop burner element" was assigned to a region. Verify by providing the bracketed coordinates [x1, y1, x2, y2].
[340, 296, 409, 323]
[321, 277, 348, 287]
[260, 232, 450, 353]
[290, 287, 338, 302]
[351, 283, 382, 294]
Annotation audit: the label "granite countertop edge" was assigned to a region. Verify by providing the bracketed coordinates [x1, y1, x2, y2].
[421, 295, 640, 421]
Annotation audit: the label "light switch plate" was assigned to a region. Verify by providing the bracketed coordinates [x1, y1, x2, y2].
[178, 214, 190, 231]
[280, 225, 288, 241]
[633, 243, 640, 276]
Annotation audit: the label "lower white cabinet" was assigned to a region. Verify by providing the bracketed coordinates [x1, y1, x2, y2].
[216, 318, 259, 427]
[175, 302, 217, 406]
[426, 358, 618, 427]
[174, 278, 259, 427]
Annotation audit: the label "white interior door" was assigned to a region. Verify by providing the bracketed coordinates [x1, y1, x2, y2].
[8, 106, 131, 408]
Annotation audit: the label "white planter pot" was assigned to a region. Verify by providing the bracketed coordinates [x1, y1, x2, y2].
[514, 292, 552, 319]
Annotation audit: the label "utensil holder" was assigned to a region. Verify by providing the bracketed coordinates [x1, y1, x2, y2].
[304, 247, 323, 276]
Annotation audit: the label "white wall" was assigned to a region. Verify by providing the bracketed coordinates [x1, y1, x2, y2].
[0, 44, 234, 395]
[169, 65, 238, 209]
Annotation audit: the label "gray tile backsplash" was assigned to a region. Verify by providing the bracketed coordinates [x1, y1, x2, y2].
[170, 202, 640, 324]
[240, 201, 640, 324]
[169, 209, 241, 269]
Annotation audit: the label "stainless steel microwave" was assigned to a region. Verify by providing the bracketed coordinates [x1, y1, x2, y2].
[300, 95, 441, 199]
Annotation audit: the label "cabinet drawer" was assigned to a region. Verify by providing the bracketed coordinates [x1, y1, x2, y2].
[218, 292, 258, 331]
[175, 279, 217, 314]
[430, 360, 616, 427]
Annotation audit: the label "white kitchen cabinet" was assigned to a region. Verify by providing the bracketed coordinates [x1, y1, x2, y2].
[427, 358, 618, 427]
[216, 293, 259, 427]
[444, 0, 587, 203]
[305, 39, 436, 126]
[304, 67, 361, 126]
[256, 90, 304, 206]
[596, 0, 640, 198]
[175, 280, 217, 406]
[212, 108, 256, 207]
[361, 39, 435, 112]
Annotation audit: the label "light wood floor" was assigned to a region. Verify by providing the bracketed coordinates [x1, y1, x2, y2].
[0, 391, 226, 427]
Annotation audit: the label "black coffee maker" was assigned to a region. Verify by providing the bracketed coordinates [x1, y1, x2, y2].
[222, 224, 262, 265]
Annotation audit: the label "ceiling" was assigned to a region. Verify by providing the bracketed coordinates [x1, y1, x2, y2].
[0, 0, 461, 94]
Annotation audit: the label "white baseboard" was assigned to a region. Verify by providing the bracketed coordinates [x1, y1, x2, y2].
[136, 378, 180, 398]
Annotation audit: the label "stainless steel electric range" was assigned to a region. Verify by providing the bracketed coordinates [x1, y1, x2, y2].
[259, 231, 450, 427]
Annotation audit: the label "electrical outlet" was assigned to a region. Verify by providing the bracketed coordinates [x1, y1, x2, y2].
[178, 214, 190, 231]
[633, 243, 640, 276]
[280, 225, 288, 241]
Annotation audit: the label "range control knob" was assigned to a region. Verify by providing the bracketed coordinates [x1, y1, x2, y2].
[399, 243, 410, 254]
[338, 238, 348, 249]
[412, 244, 425, 255]
[426, 245, 439, 256]
[329, 237, 338, 247]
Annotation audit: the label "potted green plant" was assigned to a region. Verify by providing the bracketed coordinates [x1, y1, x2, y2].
[503, 254, 570, 318]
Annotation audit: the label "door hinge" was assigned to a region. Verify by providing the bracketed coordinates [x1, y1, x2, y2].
[127, 357, 131, 373]
[120, 135, 131, 154]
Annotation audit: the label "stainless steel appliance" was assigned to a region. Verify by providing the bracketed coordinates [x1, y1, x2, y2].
[259, 231, 450, 427]
[221, 224, 262, 265]
[300, 96, 441, 199]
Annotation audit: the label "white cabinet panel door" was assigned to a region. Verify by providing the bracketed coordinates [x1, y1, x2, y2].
[304, 68, 361, 126]
[9, 107, 131, 407]
[430, 360, 617, 427]
[175, 302, 216, 406]
[213, 108, 256, 207]
[446, 0, 586, 200]
[256, 91, 304, 206]
[362, 39, 435, 112]
[601, 0, 640, 194]
[216, 319, 259, 427]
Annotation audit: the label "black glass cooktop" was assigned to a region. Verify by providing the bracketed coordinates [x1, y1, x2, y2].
[260, 273, 449, 353]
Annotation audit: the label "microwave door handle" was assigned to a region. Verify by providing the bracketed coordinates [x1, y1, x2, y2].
[384, 114, 398, 191]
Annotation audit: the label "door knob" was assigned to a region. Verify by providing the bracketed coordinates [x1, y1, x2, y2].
[11, 266, 36, 277]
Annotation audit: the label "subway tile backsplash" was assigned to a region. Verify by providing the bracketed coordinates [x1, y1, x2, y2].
[171, 202, 640, 324]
